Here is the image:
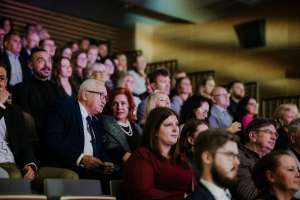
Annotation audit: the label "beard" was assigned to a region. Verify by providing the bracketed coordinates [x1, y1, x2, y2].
[211, 162, 238, 189]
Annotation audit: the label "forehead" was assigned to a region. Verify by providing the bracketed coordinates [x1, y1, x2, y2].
[33, 51, 49, 59]
[214, 87, 226, 94]
[44, 39, 54, 45]
[61, 58, 70, 65]
[233, 82, 244, 88]
[156, 75, 169, 82]
[258, 124, 276, 131]
[0, 67, 7, 76]
[217, 140, 238, 153]
[114, 94, 128, 101]
[9, 34, 21, 41]
[278, 155, 297, 167]
[163, 114, 177, 123]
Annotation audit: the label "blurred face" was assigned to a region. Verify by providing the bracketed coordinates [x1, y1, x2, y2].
[121, 75, 134, 92]
[3, 19, 11, 34]
[282, 110, 298, 127]
[84, 84, 107, 115]
[154, 75, 171, 95]
[98, 44, 108, 58]
[212, 141, 240, 188]
[246, 98, 258, 115]
[270, 155, 300, 192]
[156, 93, 171, 108]
[6, 34, 21, 54]
[42, 39, 56, 57]
[87, 48, 98, 64]
[71, 43, 79, 53]
[0, 28, 5, 44]
[90, 63, 107, 81]
[31, 51, 52, 80]
[112, 94, 129, 123]
[76, 53, 88, 69]
[188, 124, 209, 147]
[104, 59, 115, 76]
[0, 67, 8, 89]
[252, 124, 278, 156]
[59, 58, 72, 78]
[80, 39, 90, 51]
[179, 78, 192, 95]
[231, 83, 245, 99]
[194, 101, 210, 120]
[62, 48, 72, 59]
[116, 54, 127, 72]
[212, 87, 230, 108]
[158, 115, 179, 147]
[204, 79, 215, 95]
[136, 55, 147, 71]
[27, 32, 40, 49]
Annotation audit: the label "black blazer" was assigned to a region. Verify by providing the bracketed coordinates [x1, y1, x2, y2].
[2, 50, 31, 88]
[186, 182, 216, 200]
[44, 98, 110, 168]
[0, 104, 37, 168]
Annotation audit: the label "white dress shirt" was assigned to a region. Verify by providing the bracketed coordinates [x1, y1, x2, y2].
[6, 50, 23, 86]
[76, 102, 94, 166]
[201, 179, 232, 200]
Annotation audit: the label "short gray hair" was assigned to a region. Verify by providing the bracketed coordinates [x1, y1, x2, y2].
[77, 79, 105, 99]
[288, 118, 300, 136]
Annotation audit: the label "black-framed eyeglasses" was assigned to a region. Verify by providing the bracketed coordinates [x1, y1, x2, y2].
[255, 129, 279, 138]
[215, 151, 240, 161]
[0, 76, 7, 81]
[86, 90, 108, 101]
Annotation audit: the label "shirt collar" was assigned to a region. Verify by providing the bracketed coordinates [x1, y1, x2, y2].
[201, 179, 229, 200]
[6, 50, 19, 58]
[78, 101, 89, 119]
[215, 105, 227, 112]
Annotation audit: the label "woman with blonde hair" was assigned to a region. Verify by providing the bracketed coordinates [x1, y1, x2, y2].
[273, 104, 299, 150]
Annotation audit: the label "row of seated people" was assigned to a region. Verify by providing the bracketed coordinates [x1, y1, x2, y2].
[0, 18, 300, 199]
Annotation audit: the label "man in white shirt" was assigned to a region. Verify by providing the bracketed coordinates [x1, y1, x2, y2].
[187, 129, 240, 200]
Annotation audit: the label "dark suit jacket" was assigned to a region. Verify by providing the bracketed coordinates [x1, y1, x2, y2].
[0, 104, 37, 168]
[2, 50, 31, 88]
[186, 182, 216, 200]
[44, 98, 110, 168]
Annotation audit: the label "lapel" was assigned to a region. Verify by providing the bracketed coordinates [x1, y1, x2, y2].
[74, 101, 85, 147]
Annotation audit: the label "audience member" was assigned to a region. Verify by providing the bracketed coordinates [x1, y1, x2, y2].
[60, 45, 72, 60]
[178, 119, 208, 178]
[12, 48, 59, 162]
[45, 79, 114, 194]
[103, 57, 115, 90]
[114, 53, 127, 73]
[228, 80, 245, 119]
[39, 38, 56, 58]
[234, 118, 278, 200]
[72, 51, 88, 89]
[124, 107, 195, 200]
[84, 62, 107, 82]
[179, 95, 210, 125]
[128, 54, 147, 95]
[87, 45, 99, 67]
[2, 31, 30, 87]
[20, 31, 40, 64]
[235, 96, 258, 130]
[253, 151, 300, 200]
[187, 129, 240, 200]
[273, 104, 299, 150]
[100, 88, 142, 176]
[98, 42, 109, 60]
[0, 17, 13, 34]
[0, 27, 5, 53]
[171, 76, 192, 115]
[79, 37, 90, 52]
[198, 75, 215, 100]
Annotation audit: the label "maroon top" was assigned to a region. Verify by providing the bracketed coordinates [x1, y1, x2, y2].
[123, 147, 195, 200]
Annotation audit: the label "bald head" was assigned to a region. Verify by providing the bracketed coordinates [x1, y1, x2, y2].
[212, 86, 230, 108]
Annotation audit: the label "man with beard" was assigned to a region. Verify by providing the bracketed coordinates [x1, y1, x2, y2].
[12, 48, 59, 162]
[227, 80, 245, 119]
[187, 129, 240, 200]
[234, 118, 278, 200]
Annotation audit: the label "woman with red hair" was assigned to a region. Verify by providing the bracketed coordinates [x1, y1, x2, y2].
[100, 87, 142, 176]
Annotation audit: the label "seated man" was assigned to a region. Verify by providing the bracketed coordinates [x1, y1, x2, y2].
[45, 79, 114, 194]
[234, 118, 277, 200]
[0, 61, 37, 180]
[187, 129, 240, 200]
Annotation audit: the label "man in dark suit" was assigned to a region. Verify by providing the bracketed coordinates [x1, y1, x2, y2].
[2, 31, 31, 88]
[187, 129, 240, 200]
[45, 79, 114, 193]
[0, 62, 37, 180]
[20, 31, 40, 65]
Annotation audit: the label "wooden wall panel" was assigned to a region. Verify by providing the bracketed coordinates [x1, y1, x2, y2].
[0, 0, 123, 52]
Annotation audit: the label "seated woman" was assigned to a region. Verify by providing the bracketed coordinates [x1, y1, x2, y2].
[171, 77, 192, 115]
[124, 107, 196, 200]
[100, 88, 142, 176]
[178, 119, 208, 179]
[235, 96, 258, 130]
[53, 57, 77, 99]
[253, 151, 300, 200]
[141, 90, 171, 125]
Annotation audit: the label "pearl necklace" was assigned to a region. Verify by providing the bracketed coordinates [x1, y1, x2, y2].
[117, 121, 133, 136]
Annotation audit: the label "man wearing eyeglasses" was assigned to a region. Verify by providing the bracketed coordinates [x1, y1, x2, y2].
[233, 118, 277, 200]
[187, 129, 240, 200]
[44, 79, 114, 194]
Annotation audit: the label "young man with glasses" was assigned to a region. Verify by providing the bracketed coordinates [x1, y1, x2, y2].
[187, 128, 240, 200]
[234, 118, 278, 200]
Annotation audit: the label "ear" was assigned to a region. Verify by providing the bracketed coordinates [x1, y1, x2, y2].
[266, 170, 276, 183]
[249, 131, 257, 142]
[3, 40, 8, 49]
[28, 61, 33, 70]
[150, 82, 156, 91]
[81, 90, 88, 101]
[187, 136, 194, 146]
[201, 151, 213, 165]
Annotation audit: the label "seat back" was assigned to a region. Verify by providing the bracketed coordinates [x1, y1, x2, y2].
[44, 179, 102, 200]
[0, 195, 47, 200]
[0, 179, 31, 194]
[60, 196, 116, 200]
[109, 180, 123, 200]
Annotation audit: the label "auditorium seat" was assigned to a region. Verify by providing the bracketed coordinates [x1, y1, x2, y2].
[60, 196, 116, 200]
[0, 195, 47, 200]
[0, 179, 31, 195]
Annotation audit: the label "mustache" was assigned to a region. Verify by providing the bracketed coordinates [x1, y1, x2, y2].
[41, 66, 51, 71]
